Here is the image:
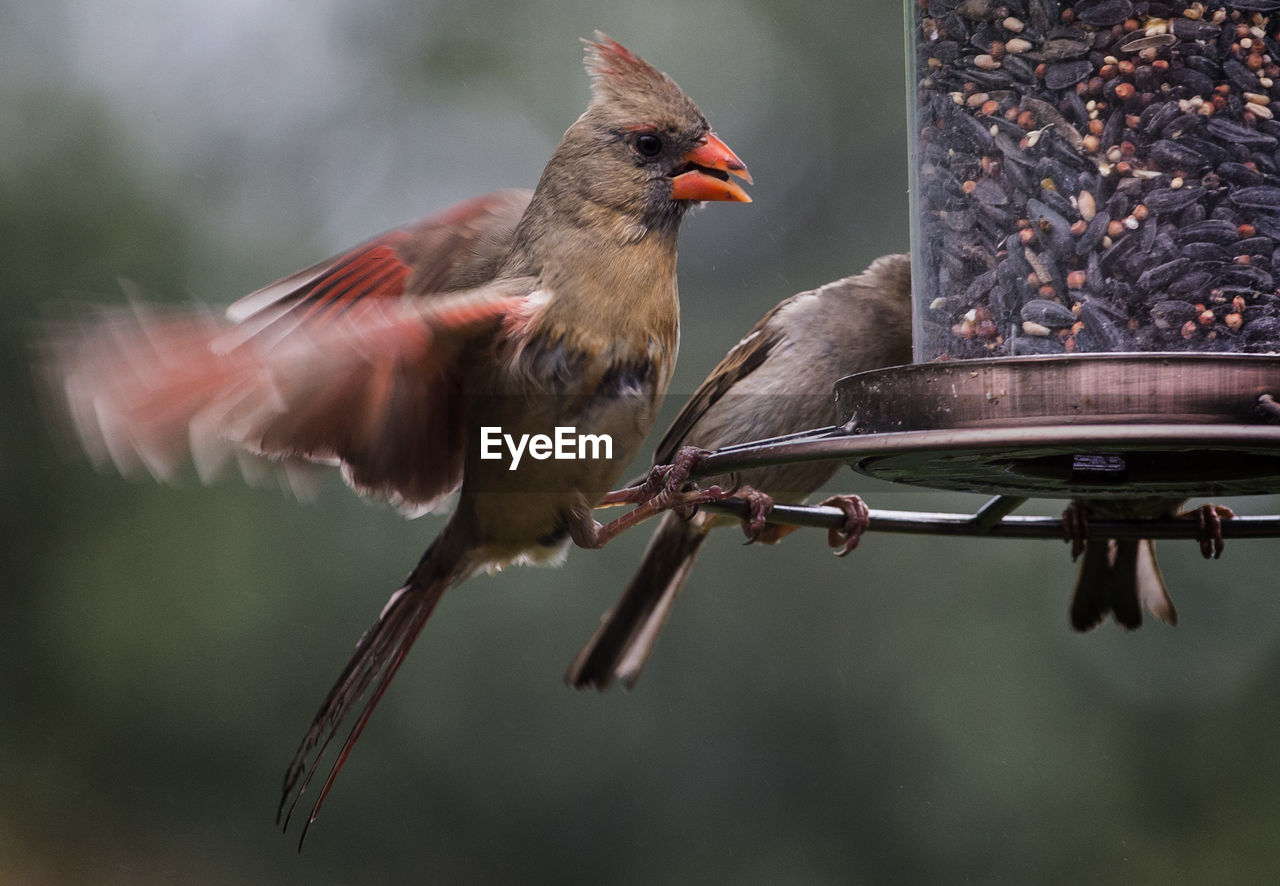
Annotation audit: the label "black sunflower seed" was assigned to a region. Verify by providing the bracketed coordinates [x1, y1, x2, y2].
[1074, 0, 1134, 28]
[1044, 59, 1094, 89]
[1148, 139, 1208, 172]
[1230, 186, 1280, 210]
[1143, 187, 1206, 214]
[1021, 299, 1079, 327]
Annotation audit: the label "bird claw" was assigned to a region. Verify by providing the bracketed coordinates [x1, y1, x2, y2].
[821, 494, 869, 557]
[738, 487, 776, 544]
[670, 484, 727, 519]
[605, 446, 711, 508]
[1188, 503, 1235, 560]
[1062, 501, 1088, 561]
[584, 448, 725, 548]
[642, 447, 720, 518]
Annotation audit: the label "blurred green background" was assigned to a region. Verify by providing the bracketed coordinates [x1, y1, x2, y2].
[5, 1, 1280, 882]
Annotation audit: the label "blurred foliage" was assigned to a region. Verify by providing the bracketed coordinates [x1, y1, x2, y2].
[5, 1, 1280, 883]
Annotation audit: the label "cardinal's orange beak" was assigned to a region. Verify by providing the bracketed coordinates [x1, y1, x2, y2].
[670, 133, 752, 202]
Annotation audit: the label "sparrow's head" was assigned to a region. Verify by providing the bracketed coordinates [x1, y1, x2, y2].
[532, 33, 751, 233]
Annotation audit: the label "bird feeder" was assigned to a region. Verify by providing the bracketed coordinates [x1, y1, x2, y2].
[693, 1, 1280, 540]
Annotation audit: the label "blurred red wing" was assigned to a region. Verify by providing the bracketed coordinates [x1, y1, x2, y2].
[45, 188, 534, 510]
[46, 283, 531, 512]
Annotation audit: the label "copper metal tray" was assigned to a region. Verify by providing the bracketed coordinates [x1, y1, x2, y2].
[830, 354, 1280, 499]
[689, 354, 1280, 501]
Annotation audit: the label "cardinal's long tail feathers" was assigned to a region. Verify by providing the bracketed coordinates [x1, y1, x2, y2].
[566, 510, 711, 691]
[278, 537, 469, 848]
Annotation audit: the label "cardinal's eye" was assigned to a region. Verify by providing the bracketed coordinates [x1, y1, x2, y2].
[634, 133, 663, 158]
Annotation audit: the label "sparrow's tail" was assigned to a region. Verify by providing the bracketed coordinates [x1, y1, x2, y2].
[278, 529, 470, 847]
[1070, 538, 1176, 632]
[566, 510, 711, 690]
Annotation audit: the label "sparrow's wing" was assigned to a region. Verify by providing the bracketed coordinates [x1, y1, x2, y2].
[654, 308, 784, 464]
[45, 279, 534, 514]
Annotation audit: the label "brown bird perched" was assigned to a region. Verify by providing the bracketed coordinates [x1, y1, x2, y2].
[565, 253, 913, 691]
[42, 33, 751, 840]
[1063, 498, 1233, 631]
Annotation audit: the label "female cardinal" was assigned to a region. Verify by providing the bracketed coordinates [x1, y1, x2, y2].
[566, 254, 912, 691]
[45, 33, 750, 839]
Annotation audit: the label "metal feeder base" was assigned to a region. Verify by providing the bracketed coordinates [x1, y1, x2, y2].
[832, 354, 1280, 500]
